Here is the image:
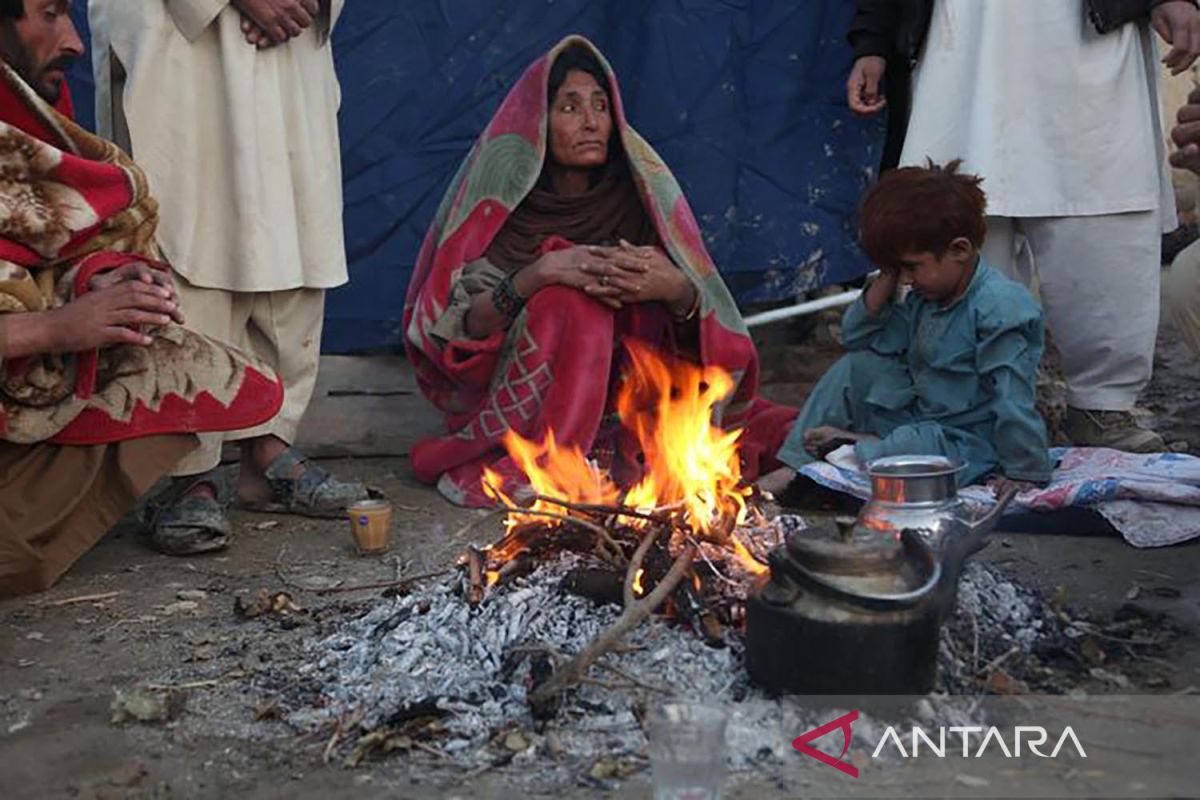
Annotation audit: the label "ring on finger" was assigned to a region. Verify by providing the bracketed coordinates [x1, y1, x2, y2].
[599, 275, 609, 287]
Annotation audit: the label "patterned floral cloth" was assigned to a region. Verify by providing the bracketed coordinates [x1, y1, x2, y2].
[801, 446, 1200, 548]
[0, 62, 282, 446]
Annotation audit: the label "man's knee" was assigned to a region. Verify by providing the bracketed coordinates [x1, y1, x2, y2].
[1166, 241, 1200, 356]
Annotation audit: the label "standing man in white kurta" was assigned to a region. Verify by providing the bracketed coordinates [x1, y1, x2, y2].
[89, 0, 367, 552]
[848, 0, 1200, 452]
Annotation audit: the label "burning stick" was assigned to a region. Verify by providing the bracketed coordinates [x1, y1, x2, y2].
[623, 525, 663, 608]
[489, 500, 626, 566]
[534, 495, 675, 526]
[465, 546, 485, 607]
[673, 570, 726, 648]
[526, 543, 697, 713]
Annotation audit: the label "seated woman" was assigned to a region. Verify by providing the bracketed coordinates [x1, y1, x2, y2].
[404, 37, 794, 505]
[762, 160, 1052, 495]
[0, 61, 282, 597]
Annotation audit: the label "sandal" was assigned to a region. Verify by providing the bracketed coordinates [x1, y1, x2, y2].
[145, 471, 232, 555]
[240, 446, 370, 519]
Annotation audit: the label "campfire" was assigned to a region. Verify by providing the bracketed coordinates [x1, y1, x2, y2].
[458, 342, 780, 712]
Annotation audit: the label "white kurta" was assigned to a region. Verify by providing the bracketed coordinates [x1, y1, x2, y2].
[89, 0, 348, 292]
[900, 0, 1174, 224]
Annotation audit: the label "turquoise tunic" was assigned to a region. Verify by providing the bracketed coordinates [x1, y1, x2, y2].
[778, 263, 1052, 485]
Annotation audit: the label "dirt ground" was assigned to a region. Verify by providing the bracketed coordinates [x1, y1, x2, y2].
[1, 314, 1198, 800]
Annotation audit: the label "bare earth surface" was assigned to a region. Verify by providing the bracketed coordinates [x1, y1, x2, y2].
[1, 315, 1198, 800]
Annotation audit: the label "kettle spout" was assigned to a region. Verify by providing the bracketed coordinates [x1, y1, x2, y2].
[942, 485, 1020, 589]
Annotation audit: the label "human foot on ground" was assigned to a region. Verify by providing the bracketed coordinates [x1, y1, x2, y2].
[236, 435, 369, 518]
[756, 466, 797, 497]
[150, 473, 231, 555]
[1064, 408, 1166, 453]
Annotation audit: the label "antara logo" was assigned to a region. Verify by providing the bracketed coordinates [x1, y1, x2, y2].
[871, 725, 1088, 759]
[792, 710, 860, 778]
[792, 711, 1088, 778]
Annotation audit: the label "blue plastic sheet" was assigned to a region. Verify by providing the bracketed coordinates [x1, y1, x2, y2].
[68, 1, 882, 352]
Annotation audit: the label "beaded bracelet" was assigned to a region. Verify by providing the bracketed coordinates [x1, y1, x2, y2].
[492, 273, 526, 320]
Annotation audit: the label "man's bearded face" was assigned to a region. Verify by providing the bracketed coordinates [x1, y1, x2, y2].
[0, 1, 83, 105]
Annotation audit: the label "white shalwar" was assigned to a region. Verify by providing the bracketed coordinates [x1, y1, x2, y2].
[89, 0, 348, 474]
[900, 0, 1175, 410]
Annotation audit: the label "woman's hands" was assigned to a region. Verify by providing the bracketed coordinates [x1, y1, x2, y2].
[577, 240, 696, 313]
[514, 245, 617, 302]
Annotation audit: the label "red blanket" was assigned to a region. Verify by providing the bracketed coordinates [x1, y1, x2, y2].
[403, 36, 795, 506]
[0, 62, 281, 446]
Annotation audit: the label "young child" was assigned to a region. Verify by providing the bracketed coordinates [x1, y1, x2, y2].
[765, 160, 1052, 493]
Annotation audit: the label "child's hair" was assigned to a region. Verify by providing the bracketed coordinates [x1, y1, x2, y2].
[859, 159, 987, 268]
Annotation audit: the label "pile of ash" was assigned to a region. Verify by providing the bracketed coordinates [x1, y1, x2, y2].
[278, 555, 1074, 782]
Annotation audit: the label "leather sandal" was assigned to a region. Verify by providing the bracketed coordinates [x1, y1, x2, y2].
[238, 446, 369, 519]
[146, 472, 232, 555]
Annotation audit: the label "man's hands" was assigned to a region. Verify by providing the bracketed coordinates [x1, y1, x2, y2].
[52, 281, 179, 352]
[1152, 1, 1200, 74]
[1171, 86, 1200, 171]
[1, 281, 180, 359]
[88, 262, 184, 325]
[847, 55, 887, 116]
[233, 0, 320, 49]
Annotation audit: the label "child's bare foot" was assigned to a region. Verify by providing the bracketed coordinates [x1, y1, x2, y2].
[803, 426, 866, 459]
[756, 466, 796, 497]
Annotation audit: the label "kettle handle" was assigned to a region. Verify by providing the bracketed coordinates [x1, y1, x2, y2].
[773, 529, 942, 611]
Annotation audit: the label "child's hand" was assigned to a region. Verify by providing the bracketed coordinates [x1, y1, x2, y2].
[987, 476, 1037, 498]
[863, 268, 899, 315]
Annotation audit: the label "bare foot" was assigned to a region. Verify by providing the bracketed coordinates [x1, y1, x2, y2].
[236, 434, 291, 504]
[756, 466, 796, 497]
[803, 426, 866, 459]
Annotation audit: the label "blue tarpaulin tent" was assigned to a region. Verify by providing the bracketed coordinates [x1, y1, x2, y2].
[69, 1, 882, 353]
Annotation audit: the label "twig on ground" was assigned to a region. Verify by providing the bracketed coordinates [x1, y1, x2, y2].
[145, 678, 222, 691]
[274, 545, 306, 591]
[594, 662, 671, 694]
[527, 543, 696, 710]
[323, 719, 343, 764]
[976, 646, 1020, 677]
[412, 740, 453, 761]
[312, 570, 450, 596]
[34, 591, 122, 608]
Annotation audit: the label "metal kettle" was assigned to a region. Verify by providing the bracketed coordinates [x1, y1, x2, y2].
[744, 456, 1016, 695]
[851, 455, 1017, 592]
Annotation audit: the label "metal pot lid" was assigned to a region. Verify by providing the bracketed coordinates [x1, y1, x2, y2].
[785, 517, 906, 577]
[866, 455, 963, 479]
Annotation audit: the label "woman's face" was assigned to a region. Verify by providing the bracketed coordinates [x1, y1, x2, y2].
[548, 68, 612, 170]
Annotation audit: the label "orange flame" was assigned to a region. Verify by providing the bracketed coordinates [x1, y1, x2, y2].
[483, 341, 765, 574]
[632, 569, 645, 596]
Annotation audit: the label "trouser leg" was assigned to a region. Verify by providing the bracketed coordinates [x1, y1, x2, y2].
[1023, 213, 1160, 410]
[170, 277, 245, 477]
[1167, 239, 1200, 357]
[232, 288, 326, 445]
